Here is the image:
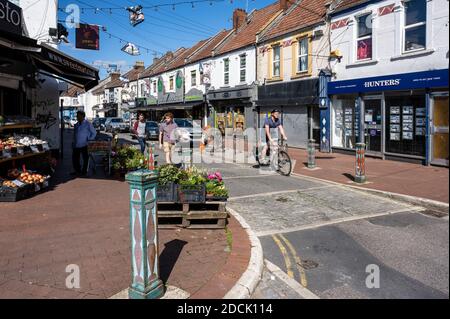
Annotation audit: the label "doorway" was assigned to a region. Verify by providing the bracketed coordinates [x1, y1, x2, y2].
[364, 99, 383, 154]
[431, 95, 449, 166]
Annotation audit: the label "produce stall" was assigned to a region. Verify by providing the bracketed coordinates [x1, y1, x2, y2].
[0, 118, 53, 202]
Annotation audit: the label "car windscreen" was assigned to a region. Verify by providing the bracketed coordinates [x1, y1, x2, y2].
[174, 119, 192, 128]
[146, 122, 158, 128]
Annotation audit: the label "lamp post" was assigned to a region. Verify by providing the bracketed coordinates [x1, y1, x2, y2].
[126, 169, 164, 299]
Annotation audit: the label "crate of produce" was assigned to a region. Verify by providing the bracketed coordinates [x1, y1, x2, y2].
[156, 182, 177, 203]
[0, 181, 30, 202]
[177, 184, 206, 203]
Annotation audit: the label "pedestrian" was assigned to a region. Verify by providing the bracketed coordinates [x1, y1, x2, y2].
[72, 111, 96, 176]
[159, 112, 178, 164]
[132, 113, 146, 154]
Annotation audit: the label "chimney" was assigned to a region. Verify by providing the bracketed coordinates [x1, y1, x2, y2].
[279, 0, 289, 11]
[233, 8, 246, 30]
[153, 57, 160, 64]
[110, 72, 121, 81]
[134, 61, 145, 72]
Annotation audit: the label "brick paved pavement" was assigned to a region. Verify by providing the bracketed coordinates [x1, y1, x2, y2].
[0, 131, 250, 299]
[289, 148, 449, 203]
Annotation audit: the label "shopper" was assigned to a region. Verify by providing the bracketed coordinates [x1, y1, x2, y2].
[72, 111, 96, 176]
[132, 113, 147, 154]
[159, 112, 178, 164]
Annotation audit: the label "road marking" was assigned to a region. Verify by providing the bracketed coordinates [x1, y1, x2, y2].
[223, 175, 274, 180]
[278, 233, 308, 287]
[271, 234, 295, 279]
[228, 185, 337, 201]
[255, 206, 426, 237]
[264, 259, 320, 299]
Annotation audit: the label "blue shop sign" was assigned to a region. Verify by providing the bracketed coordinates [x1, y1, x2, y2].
[328, 69, 449, 95]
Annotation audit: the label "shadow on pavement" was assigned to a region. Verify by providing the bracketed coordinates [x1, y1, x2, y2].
[159, 239, 188, 283]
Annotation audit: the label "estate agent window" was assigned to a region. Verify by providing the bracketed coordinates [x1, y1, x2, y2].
[169, 76, 174, 90]
[356, 13, 372, 60]
[404, 0, 426, 52]
[272, 45, 281, 77]
[239, 54, 246, 83]
[298, 37, 309, 72]
[224, 58, 230, 85]
[332, 97, 360, 149]
[191, 70, 197, 86]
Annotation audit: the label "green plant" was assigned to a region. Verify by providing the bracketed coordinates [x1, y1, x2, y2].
[205, 179, 229, 197]
[112, 145, 146, 171]
[178, 166, 207, 186]
[157, 165, 186, 185]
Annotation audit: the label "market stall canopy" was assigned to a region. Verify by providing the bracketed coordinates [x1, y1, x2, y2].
[31, 43, 99, 90]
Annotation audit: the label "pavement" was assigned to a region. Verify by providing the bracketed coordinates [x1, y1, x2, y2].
[289, 148, 449, 204]
[0, 130, 251, 299]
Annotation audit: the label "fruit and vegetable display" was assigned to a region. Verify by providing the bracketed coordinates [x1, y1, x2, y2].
[0, 135, 48, 158]
[0, 167, 51, 202]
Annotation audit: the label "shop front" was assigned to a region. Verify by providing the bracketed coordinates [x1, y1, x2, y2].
[257, 78, 320, 149]
[327, 69, 449, 166]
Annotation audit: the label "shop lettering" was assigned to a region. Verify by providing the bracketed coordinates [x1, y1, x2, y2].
[364, 79, 400, 88]
[0, 0, 21, 26]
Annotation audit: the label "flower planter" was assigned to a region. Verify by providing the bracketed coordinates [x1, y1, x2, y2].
[177, 184, 206, 203]
[157, 182, 177, 203]
[205, 194, 228, 202]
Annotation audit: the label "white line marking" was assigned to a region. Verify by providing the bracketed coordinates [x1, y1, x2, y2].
[223, 175, 276, 180]
[264, 259, 320, 299]
[228, 185, 338, 201]
[255, 206, 426, 237]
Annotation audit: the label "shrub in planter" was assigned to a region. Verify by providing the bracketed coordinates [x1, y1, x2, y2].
[112, 145, 146, 174]
[177, 166, 207, 203]
[205, 171, 229, 201]
[156, 165, 186, 202]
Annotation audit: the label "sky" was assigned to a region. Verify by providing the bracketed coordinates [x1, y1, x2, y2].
[58, 0, 276, 78]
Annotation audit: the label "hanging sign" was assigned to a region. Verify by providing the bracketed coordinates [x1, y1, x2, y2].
[75, 23, 100, 50]
[0, 0, 22, 35]
[126, 5, 145, 27]
[121, 42, 140, 56]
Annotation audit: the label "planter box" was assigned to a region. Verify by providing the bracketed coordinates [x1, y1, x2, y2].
[206, 194, 228, 202]
[157, 182, 177, 202]
[177, 184, 205, 203]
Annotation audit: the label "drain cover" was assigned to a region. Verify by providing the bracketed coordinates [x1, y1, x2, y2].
[298, 260, 319, 270]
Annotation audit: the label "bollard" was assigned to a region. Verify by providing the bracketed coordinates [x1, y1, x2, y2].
[307, 139, 316, 169]
[355, 143, 366, 183]
[126, 169, 164, 299]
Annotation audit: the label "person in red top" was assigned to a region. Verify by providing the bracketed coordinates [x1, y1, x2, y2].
[132, 113, 147, 154]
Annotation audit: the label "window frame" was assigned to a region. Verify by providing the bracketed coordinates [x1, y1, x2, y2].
[223, 58, 230, 86]
[355, 12, 373, 62]
[403, 0, 427, 53]
[169, 76, 174, 91]
[239, 54, 246, 83]
[152, 81, 156, 94]
[190, 70, 197, 87]
[272, 45, 281, 78]
[297, 37, 309, 73]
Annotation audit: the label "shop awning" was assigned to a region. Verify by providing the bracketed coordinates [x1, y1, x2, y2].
[31, 43, 99, 90]
[159, 101, 204, 110]
[0, 29, 41, 53]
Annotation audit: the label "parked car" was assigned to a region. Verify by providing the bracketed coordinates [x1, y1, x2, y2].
[92, 117, 107, 132]
[145, 121, 160, 140]
[105, 118, 129, 133]
[173, 118, 202, 142]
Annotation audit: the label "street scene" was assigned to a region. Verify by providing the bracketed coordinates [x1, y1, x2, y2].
[0, 0, 449, 304]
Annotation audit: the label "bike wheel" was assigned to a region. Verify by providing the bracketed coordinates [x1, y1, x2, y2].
[278, 151, 292, 176]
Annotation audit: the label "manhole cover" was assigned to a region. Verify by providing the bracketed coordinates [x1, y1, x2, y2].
[298, 260, 319, 270]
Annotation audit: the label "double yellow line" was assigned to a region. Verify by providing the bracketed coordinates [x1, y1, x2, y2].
[271, 234, 308, 287]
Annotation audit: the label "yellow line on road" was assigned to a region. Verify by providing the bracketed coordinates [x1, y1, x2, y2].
[279, 233, 308, 287]
[271, 234, 295, 279]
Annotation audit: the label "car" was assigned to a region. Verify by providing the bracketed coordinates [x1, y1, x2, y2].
[105, 117, 129, 133]
[173, 118, 202, 143]
[92, 117, 107, 132]
[145, 121, 160, 140]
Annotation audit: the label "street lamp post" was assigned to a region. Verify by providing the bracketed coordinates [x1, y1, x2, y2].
[126, 169, 164, 299]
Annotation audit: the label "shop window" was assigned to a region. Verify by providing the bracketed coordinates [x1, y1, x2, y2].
[385, 94, 426, 157]
[152, 81, 156, 93]
[298, 38, 309, 72]
[404, 0, 426, 52]
[240, 54, 246, 83]
[332, 98, 360, 149]
[223, 58, 230, 85]
[356, 13, 372, 60]
[169, 76, 174, 90]
[272, 45, 281, 78]
[191, 70, 197, 87]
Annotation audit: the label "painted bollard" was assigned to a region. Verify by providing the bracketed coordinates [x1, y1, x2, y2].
[355, 143, 366, 183]
[307, 139, 316, 169]
[126, 169, 164, 299]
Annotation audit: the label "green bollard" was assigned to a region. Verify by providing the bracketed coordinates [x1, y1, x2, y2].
[126, 169, 164, 299]
[355, 143, 366, 183]
[307, 139, 316, 169]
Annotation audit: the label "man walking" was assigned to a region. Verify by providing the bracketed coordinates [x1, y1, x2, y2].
[132, 113, 147, 154]
[72, 111, 96, 176]
[159, 112, 178, 164]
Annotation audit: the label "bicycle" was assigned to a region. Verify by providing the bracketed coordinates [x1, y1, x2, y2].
[257, 138, 292, 176]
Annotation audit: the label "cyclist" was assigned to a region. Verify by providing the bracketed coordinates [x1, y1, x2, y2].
[260, 109, 288, 165]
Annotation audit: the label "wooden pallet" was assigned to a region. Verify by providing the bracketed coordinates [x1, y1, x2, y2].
[157, 201, 228, 229]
